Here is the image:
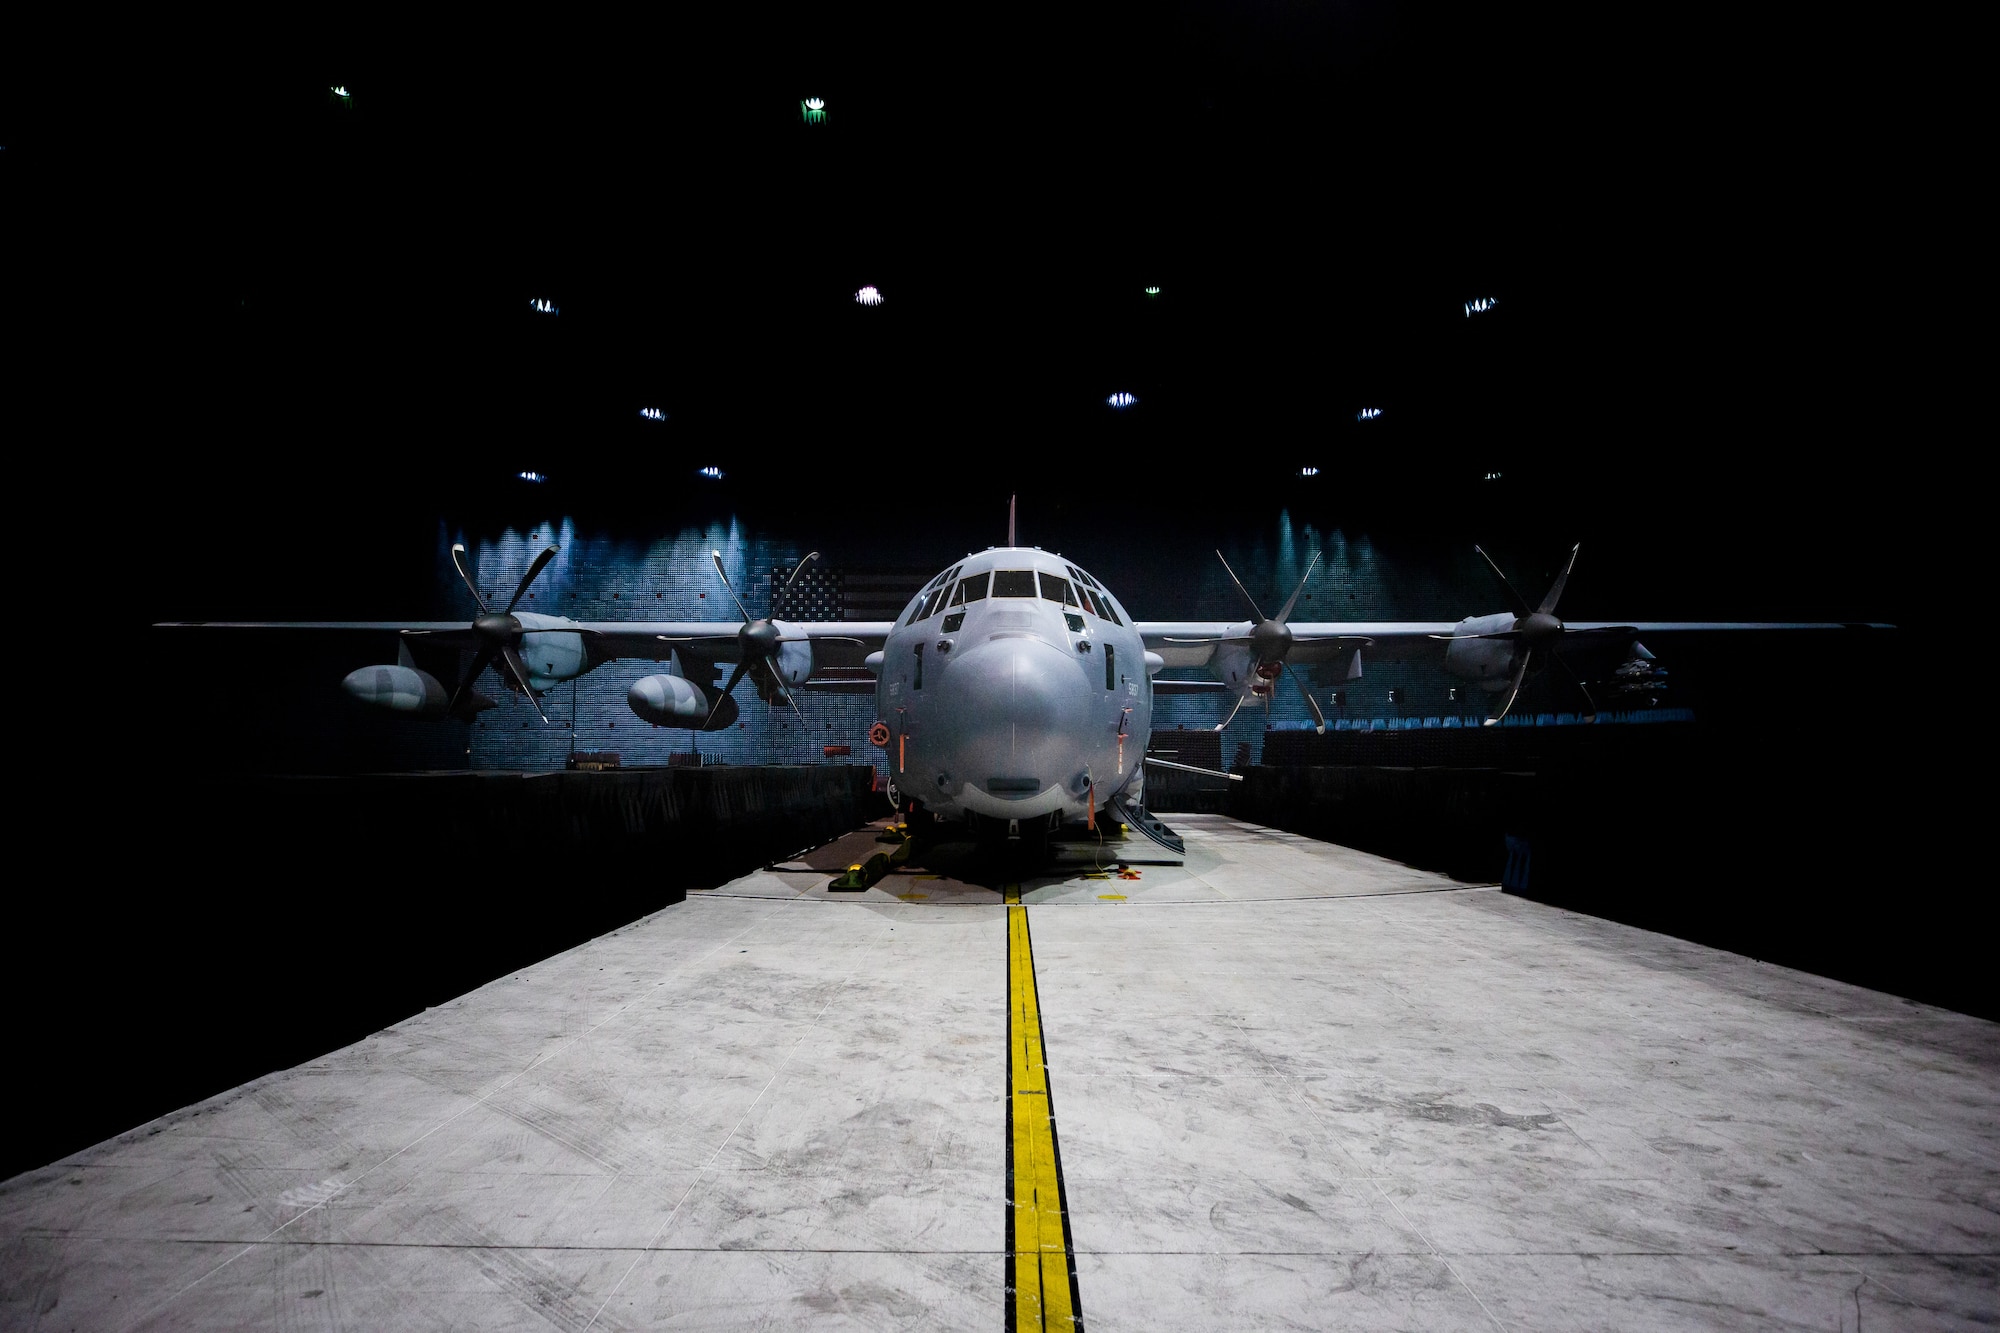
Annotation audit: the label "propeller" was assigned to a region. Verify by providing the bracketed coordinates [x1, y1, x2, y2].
[668, 550, 858, 732]
[1170, 550, 1337, 734]
[446, 543, 562, 724]
[1442, 543, 1636, 726]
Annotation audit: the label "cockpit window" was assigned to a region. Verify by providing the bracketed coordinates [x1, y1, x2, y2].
[1080, 586, 1105, 618]
[1039, 572, 1076, 606]
[951, 571, 989, 604]
[919, 585, 947, 620]
[991, 570, 1037, 597]
[1098, 591, 1123, 626]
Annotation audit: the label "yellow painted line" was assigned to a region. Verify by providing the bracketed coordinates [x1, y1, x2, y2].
[1006, 885, 1081, 1331]
[896, 893, 930, 901]
[1096, 894, 1127, 901]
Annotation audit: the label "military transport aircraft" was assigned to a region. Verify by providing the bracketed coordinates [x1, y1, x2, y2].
[158, 535, 1890, 858]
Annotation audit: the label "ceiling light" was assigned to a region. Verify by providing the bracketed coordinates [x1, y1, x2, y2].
[855, 286, 883, 306]
[801, 98, 826, 126]
[519, 471, 548, 483]
[1464, 296, 1498, 317]
[1356, 407, 1382, 421]
[530, 298, 559, 315]
[639, 407, 667, 421]
[698, 466, 725, 480]
[1108, 392, 1137, 409]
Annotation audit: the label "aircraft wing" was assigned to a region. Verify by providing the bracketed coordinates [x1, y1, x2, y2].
[1138, 621, 1457, 668]
[1563, 621, 1897, 633]
[588, 621, 894, 669]
[154, 619, 898, 668]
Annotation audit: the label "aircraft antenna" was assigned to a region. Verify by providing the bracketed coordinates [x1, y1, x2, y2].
[1008, 494, 1017, 548]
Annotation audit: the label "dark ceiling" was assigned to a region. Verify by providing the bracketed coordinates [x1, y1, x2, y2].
[22, 8, 1926, 623]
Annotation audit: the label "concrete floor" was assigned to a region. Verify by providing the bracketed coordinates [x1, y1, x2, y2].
[2, 814, 1995, 1330]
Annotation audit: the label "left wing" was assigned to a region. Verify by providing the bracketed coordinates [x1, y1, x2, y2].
[156, 619, 895, 666]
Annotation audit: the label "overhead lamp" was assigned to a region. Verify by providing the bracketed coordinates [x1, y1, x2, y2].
[518, 471, 548, 483]
[639, 406, 668, 421]
[1356, 407, 1382, 420]
[530, 298, 559, 315]
[1143, 287, 1160, 296]
[698, 466, 724, 480]
[1299, 466, 1320, 477]
[1107, 392, 1137, 409]
[801, 98, 826, 126]
[1483, 471, 1503, 481]
[1464, 296, 1498, 317]
[854, 286, 884, 306]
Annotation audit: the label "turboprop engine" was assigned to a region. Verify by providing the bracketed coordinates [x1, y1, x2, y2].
[628, 674, 740, 730]
[1442, 611, 1521, 690]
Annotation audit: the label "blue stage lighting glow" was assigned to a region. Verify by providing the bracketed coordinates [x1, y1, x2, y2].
[639, 407, 667, 421]
[698, 466, 725, 480]
[855, 286, 884, 306]
[1107, 392, 1137, 409]
[1464, 296, 1498, 317]
[1356, 407, 1382, 421]
[530, 298, 559, 315]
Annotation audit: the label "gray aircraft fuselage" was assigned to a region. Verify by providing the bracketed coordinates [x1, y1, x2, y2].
[875, 548, 1154, 827]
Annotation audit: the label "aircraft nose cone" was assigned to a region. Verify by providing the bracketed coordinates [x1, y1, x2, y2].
[934, 637, 1091, 791]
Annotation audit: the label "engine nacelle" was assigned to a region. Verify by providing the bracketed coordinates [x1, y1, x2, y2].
[343, 664, 451, 716]
[628, 674, 739, 730]
[1442, 612, 1519, 691]
[517, 629, 589, 691]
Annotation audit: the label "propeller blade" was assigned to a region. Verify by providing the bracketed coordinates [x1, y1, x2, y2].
[450, 544, 488, 614]
[1554, 652, 1599, 720]
[503, 545, 559, 615]
[1538, 543, 1580, 616]
[500, 644, 551, 724]
[1215, 551, 1267, 622]
[447, 642, 499, 717]
[710, 550, 753, 623]
[1484, 648, 1533, 726]
[655, 634, 741, 644]
[1214, 691, 1251, 732]
[700, 659, 751, 731]
[1162, 637, 1222, 645]
[765, 655, 808, 728]
[781, 635, 863, 645]
[780, 551, 822, 595]
[1271, 551, 1322, 627]
[1282, 661, 1327, 734]
[1474, 545, 1535, 619]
